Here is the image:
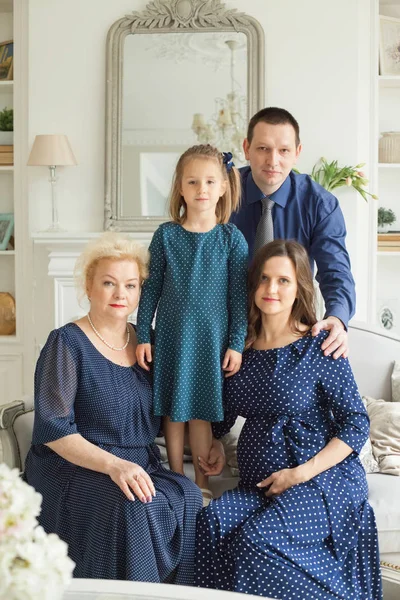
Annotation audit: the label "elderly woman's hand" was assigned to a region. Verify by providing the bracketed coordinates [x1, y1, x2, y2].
[108, 457, 156, 502]
[256, 466, 305, 497]
[198, 438, 225, 477]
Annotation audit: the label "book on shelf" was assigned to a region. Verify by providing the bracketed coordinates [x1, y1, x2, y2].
[378, 246, 400, 252]
[378, 233, 400, 242]
[0, 144, 13, 166]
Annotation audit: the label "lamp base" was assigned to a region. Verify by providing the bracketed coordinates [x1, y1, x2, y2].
[41, 223, 66, 233]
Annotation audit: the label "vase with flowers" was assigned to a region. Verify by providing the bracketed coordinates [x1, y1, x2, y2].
[296, 157, 378, 202]
[0, 463, 75, 600]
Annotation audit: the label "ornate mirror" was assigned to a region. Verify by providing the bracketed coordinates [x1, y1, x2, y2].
[105, 0, 265, 231]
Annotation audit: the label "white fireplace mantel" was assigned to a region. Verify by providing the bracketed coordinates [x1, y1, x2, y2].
[32, 232, 153, 327]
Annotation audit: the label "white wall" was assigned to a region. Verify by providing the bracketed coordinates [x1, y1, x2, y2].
[28, 0, 374, 362]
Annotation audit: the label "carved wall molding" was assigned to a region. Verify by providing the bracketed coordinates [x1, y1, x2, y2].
[125, 0, 252, 32]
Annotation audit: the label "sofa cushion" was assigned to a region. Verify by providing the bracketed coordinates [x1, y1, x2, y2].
[364, 396, 400, 476]
[367, 473, 400, 554]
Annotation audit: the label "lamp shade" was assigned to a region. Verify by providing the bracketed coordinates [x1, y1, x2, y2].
[27, 134, 77, 166]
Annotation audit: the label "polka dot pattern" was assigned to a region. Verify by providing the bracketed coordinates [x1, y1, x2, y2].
[136, 222, 248, 422]
[24, 323, 202, 584]
[195, 331, 382, 599]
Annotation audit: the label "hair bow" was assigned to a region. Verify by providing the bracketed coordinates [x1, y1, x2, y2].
[222, 151, 235, 173]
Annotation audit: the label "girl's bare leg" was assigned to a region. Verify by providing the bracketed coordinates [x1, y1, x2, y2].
[164, 416, 185, 474]
[188, 419, 213, 492]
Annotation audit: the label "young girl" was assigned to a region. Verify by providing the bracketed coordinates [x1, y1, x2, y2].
[136, 144, 248, 505]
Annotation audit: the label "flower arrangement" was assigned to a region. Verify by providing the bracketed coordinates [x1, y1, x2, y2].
[0, 463, 75, 600]
[298, 157, 377, 202]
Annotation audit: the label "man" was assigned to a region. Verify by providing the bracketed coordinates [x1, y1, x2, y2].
[231, 107, 355, 359]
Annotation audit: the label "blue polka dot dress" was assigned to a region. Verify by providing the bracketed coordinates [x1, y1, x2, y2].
[136, 222, 248, 422]
[24, 323, 202, 584]
[195, 331, 382, 599]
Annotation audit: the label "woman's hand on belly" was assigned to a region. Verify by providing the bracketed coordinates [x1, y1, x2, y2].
[256, 466, 305, 497]
[108, 457, 156, 503]
[256, 437, 354, 497]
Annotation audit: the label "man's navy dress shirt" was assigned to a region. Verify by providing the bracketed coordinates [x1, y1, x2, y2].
[230, 167, 356, 328]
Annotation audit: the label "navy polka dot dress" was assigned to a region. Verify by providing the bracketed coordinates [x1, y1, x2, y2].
[136, 222, 248, 422]
[195, 331, 382, 599]
[24, 323, 202, 583]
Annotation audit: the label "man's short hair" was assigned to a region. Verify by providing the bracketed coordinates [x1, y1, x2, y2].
[247, 107, 301, 147]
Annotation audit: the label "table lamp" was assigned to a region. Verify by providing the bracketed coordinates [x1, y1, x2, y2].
[27, 134, 77, 232]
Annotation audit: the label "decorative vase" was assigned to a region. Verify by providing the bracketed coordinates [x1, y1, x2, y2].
[0, 292, 16, 335]
[379, 132, 400, 163]
[377, 224, 391, 234]
[0, 131, 13, 145]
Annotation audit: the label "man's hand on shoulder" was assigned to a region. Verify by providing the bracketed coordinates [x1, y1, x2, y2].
[311, 316, 348, 360]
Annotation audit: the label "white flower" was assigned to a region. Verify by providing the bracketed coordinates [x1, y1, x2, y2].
[0, 464, 75, 600]
[0, 464, 42, 543]
[0, 532, 75, 600]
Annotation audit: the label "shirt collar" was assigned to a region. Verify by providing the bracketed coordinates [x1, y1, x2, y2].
[245, 170, 291, 208]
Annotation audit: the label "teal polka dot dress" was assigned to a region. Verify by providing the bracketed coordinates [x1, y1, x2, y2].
[136, 222, 248, 422]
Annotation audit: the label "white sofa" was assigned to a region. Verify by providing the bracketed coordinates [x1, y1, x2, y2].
[1, 321, 400, 594]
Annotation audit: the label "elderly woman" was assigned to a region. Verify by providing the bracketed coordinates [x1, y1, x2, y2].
[24, 233, 203, 583]
[195, 240, 382, 599]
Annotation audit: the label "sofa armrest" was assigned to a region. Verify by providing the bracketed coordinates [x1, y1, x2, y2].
[0, 400, 25, 470]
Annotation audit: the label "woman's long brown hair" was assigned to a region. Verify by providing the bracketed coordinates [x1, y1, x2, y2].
[246, 240, 317, 349]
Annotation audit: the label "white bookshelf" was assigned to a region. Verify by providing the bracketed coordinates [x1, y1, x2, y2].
[0, 0, 32, 403]
[374, 0, 400, 335]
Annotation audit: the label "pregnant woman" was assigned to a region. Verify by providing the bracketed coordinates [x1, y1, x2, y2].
[195, 240, 381, 600]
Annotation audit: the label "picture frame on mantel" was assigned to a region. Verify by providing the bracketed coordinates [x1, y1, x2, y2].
[379, 15, 400, 76]
[0, 40, 13, 81]
[0, 213, 14, 250]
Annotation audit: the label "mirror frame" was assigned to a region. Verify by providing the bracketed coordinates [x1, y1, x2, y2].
[105, 0, 265, 232]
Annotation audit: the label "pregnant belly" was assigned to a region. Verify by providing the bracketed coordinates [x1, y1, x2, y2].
[237, 436, 294, 486]
[237, 414, 328, 486]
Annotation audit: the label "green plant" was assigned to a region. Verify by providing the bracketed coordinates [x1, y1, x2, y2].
[378, 207, 396, 227]
[296, 157, 377, 202]
[0, 107, 13, 132]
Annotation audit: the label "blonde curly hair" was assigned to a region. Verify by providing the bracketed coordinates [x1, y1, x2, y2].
[74, 232, 149, 303]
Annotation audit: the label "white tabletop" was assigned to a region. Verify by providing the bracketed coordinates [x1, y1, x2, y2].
[64, 579, 274, 599]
